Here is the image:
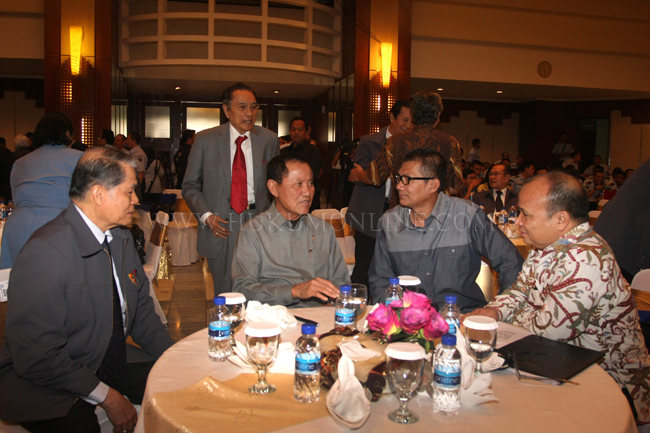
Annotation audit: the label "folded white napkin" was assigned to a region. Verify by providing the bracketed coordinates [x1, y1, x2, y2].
[455, 330, 501, 406]
[244, 300, 298, 329]
[228, 341, 295, 375]
[326, 355, 371, 429]
[338, 339, 380, 362]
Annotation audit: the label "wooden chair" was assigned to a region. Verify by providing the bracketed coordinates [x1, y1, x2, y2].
[632, 269, 650, 311]
[588, 210, 601, 226]
[597, 199, 609, 211]
[339, 207, 356, 270]
[311, 209, 352, 274]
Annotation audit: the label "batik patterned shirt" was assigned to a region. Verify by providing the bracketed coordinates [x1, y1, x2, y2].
[488, 222, 650, 422]
[365, 124, 464, 207]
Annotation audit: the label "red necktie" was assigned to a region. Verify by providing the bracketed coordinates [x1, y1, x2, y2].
[231, 135, 248, 214]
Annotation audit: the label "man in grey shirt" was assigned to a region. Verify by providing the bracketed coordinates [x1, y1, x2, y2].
[232, 154, 350, 307]
[369, 149, 523, 312]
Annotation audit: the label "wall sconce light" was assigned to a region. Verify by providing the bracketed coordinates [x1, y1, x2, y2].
[70, 26, 83, 76]
[380, 42, 392, 88]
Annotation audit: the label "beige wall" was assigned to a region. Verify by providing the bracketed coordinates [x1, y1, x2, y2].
[0, 91, 44, 151]
[609, 111, 650, 170]
[0, 0, 44, 60]
[411, 0, 650, 93]
[438, 111, 520, 164]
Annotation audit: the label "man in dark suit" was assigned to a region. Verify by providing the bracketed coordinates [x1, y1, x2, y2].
[345, 99, 411, 289]
[182, 82, 280, 296]
[471, 162, 518, 215]
[0, 147, 174, 433]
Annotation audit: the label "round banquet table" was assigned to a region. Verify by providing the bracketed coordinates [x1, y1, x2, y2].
[135, 307, 637, 433]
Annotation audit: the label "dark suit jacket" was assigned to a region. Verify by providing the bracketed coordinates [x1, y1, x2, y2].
[182, 123, 280, 259]
[0, 204, 174, 422]
[471, 188, 518, 215]
[345, 127, 388, 237]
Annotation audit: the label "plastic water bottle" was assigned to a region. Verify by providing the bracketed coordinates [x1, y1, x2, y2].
[294, 323, 321, 403]
[433, 333, 462, 415]
[440, 295, 461, 335]
[385, 277, 403, 306]
[208, 296, 232, 361]
[6, 200, 13, 217]
[334, 285, 355, 331]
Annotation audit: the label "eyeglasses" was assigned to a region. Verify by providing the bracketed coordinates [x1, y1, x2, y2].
[394, 174, 435, 186]
[233, 103, 259, 112]
[489, 171, 505, 177]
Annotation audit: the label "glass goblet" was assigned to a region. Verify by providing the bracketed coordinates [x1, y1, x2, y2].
[463, 316, 498, 374]
[508, 218, 518, 238]
[349, 283, 368, 329]
[385, 343, 426, 424]
[245, 322, 281, 394]
[221, 292, 246, 347]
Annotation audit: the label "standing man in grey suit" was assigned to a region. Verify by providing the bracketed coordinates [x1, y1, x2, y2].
[183, 82, 280, 296]
[345, 99, 411, 289]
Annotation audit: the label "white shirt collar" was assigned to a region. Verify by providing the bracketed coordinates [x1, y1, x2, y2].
[492, 187, 509, 200]
[229, 123, 251, 142]
[386, 128, 392, 139]
[74, 204, 113, 245]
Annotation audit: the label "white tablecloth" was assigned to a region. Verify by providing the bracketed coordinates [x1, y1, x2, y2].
[136, 307, 637, 433]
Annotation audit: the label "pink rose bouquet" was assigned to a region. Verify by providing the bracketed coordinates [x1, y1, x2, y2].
[366, 290, 448, 351]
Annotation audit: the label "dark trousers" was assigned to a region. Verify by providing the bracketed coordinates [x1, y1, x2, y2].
[20, 361, 155, 433]
[350, 230, 377, 297]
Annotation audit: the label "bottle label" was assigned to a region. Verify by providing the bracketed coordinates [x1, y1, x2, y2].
[334, 308, 355, 326]
[385, 296, 399, 306]
[434, 368, 461, 389]
[295, 353, 321, 375]
[446, 318, 459, 335]
[208, 320, 230, 341]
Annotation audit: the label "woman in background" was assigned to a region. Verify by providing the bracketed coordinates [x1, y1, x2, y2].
[0, 112, 83, 269]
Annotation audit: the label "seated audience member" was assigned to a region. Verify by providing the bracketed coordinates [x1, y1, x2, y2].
[471, 162, 517, 215]
[456, 167, 481, 200]
[511, 156, 524, 170]
[231, 154, 350, 307]
[584, 154, 611, 177]
[626, 168, 635, 179]
[0, 147, 174, 432]
[562, 165, 581, 180]
[467, 171, 650, 423]
[583, 166, 616, 210]
[510, 161, 535, 194]
[595, 158, 650, 284]
[562, 151, 581, 170]
[611, 167, 626, 189]
[368, 149, 523, 312]
[472, 159, 486, 179]
[13, 134, 31, 159]
[494, 151, 509, 164]
[535, 165, 550, 175]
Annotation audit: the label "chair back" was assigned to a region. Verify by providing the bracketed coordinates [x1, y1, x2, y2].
[339, 207, 356, 261]
[135, 209, 153, 246]
[588, 210, 601, 226]
[631, 269, 650, 320]
[597, 199, 609, 211]
[144, 211, 169, 281]
[0, 268, 10, 351]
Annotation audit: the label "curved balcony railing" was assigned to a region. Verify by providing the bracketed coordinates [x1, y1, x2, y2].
[120, 0, 341, 78]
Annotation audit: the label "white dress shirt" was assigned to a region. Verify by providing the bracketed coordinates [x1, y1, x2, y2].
[74, 204, 126, 405]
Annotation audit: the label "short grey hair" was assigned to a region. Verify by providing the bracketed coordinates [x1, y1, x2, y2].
[524, 172, 589, 223]
[14, 134, 29, 150]
[69, 146, 137, 200]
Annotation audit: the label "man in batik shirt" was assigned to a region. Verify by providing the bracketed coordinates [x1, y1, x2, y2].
[348, 91, 464, 208]
[467, 171, 650, 423]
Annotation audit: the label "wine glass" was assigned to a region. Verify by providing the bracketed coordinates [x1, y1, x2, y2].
[463, 316, 498, 374]
[221, 292, 246, 347]
[385, 343, 426, 424]
[349, 284, 368, 329]
[508, 217, 518, 238]
[245, 322, 281, 394]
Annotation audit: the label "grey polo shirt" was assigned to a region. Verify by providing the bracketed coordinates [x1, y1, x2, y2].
[369, 193, 524, 312]
[231, 202, 351, 308]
